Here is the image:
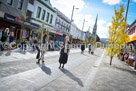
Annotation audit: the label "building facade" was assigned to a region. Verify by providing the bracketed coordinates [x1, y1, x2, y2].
[54, 8, 70, 36]
[29, 0, 56, 32]
[128, 20, 136, 35]
[0, 0, 31, 39]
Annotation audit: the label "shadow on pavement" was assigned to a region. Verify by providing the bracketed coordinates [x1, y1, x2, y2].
[93, 54, 100, 57]
[113, 65, 136, 75]
[0, 52, 4, 56]
[82, 54, 89, 57]
[60, 69, 84, 87]
[37, 63, 52, 75]
[5, 51, 11, 56]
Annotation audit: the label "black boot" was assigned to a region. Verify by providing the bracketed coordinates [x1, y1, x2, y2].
[62, 64, 64, 68]
[59, 63, 61, 69]
[36, 59, 40, 64]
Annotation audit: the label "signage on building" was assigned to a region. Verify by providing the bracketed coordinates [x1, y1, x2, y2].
[4, 14, 23, 24]
[56, 31, 63, 36]
[15, 16, 23, 24]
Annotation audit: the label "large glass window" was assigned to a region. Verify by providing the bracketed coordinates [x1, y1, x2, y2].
[18, 0, 24, 10]
[46, 12, 50, 23]
[50, 15, 53, 24]
[41, 10, 46, 20]
[7, 0, 13, 5]
[36, 7, 41, 19]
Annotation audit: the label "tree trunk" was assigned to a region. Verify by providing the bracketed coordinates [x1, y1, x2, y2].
[110, 56, 113, 65]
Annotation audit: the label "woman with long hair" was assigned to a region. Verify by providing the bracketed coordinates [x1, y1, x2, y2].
[59, 35, 70, 69]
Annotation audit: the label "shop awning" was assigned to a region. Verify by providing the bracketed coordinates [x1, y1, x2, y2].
[127, 32, 136, 43]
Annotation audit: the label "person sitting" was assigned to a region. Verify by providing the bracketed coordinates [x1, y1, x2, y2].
[8, 32, 15, 50]
[21, 39, 28, 52]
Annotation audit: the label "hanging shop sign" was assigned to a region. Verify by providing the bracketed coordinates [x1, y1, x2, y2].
[15, 16, 23, 24]
[4, 14, 23, 24]
[56, 31, 63, 36]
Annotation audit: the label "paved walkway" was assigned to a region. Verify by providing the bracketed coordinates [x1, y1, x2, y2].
[89, 56, 136, 91]
[0, 49, 103, 91]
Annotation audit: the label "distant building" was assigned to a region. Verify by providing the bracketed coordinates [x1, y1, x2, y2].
[128, 20, 136, 35]
[92, 15, 98, 42]
[54, 8, 70, 36]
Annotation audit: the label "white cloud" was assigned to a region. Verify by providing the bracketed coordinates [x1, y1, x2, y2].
[134, 0, 136, 2]
[103, 0, 121, 5]
[50, 0, 85, 18]
[97, 22, 111, 38]
[50, 0, 110, 38]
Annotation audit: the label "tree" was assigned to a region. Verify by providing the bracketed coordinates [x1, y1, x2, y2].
[106, 5, 128, 65]
[39, 22, 45, 45]
[89, 34, 95, 45]
[20, 13, 28, 39]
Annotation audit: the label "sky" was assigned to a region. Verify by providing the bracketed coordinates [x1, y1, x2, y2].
[50, 0, 136, 38]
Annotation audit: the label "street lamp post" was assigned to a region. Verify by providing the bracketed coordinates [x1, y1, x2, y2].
[69, 5, 79, 36]
[125, 0, 130, 21]
[81, 19, 88, 42]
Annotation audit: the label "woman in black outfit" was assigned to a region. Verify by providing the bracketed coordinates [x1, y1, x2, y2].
[81, 43, 85, 54]
[59, 35, 70, 69]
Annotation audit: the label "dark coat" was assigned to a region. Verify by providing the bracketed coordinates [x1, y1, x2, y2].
[81, 44, 85, 51]
[36, 46, 40, 59]
[59, 42, 70, 64]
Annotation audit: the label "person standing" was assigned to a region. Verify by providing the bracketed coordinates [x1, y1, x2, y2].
[128, 50, 134, 66]
[9, 32, 15, 50]
[59, 35, 70, 69]
[81, 43, 85, 54]
[0, 28, 4, 41]
[124, 52, 128, 64]
[1, 28, 9, 51]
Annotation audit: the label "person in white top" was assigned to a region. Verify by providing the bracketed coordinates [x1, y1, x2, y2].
[128, 50, 134, 66]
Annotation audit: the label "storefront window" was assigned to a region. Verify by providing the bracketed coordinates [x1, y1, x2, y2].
[7, 0, 13, 5]
[41, 10, 46, 20]
[46, 12, 50, 23]
[50, 15, 53, 24]
[36, 7, 41, 19]
[18, 0, 24, 10]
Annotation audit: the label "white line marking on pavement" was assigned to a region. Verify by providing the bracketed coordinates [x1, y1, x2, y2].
[73, 50, 105, 91]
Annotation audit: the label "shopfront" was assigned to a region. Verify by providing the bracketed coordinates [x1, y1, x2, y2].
[0, 13, 23, 40]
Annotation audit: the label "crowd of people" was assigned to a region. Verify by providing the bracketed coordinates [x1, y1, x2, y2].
[120, 49, 136, 70]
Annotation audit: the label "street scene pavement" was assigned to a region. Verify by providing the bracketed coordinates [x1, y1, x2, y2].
[0, 48, 136, 91]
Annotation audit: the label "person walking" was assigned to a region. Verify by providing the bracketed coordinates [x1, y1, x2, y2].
[81, 43, 85, 54]
[88, 44, 92, 54]
[59, 35, 70, 69]
[36, 33, 47, 64]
